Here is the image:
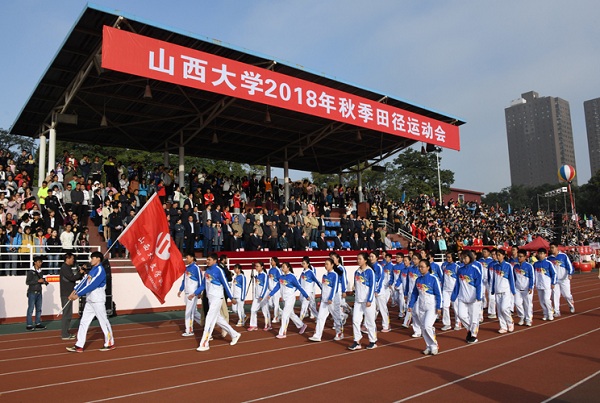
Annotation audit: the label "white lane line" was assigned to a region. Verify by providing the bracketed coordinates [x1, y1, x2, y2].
[541, 368, 600, 403]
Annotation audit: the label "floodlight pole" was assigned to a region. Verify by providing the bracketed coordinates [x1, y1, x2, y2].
[436, 149, 442, 205]
[38, 131, 47, 187]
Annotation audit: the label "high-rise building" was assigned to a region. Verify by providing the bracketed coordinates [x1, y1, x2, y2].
[505, 91, 577, 187]
[584, 97, 600, 177]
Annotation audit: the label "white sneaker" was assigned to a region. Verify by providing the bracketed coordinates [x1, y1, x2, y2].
[518, 320, 524, 326]
[196, 344, 209, 352]
[236, 321, 243, 327]
[525, 321, 532, 327]
[221, 330, 228, 338]
[454, 324, 462, 331]
[430, 348, 439, 356]
[334, 332, 344, 341]
[182, 331, 195, 337]
[441, 325, 452, 331]
[411, 333, 422, 338]
[308, 336, 321, 342]
[570, 306, 575, 314]
[422, 348, 431, 355]
[230, 334, 241, 346]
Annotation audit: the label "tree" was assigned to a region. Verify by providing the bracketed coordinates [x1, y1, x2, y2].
[0, 128, 37, 156]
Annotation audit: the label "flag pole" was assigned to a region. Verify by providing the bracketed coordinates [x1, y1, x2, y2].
[104, 193, 161, 257]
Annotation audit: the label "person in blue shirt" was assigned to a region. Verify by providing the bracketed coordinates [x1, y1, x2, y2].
[309, 258, 342, 342]
[267, 262, 309, 339]
[403, 254, 423, 337]
[267, 257, 283, 323]
[177, 252, 204, 337]
[451, 250, 483, 344]
[193, 253, 241, 352]
[408, 259, 442, 355]
[330, 252, 352, 325]
[248, 261, 271, 331]
[490, 249, 516, 334]
[232, 264, 248, 327]
[299, 256, 322, 320]
[548, 242, 575, 315]
[478, 248, 497, 320]
[349, 252, 377, 351]
[391, 252, 405, 313]
[66, 251, 115, 353]
[371, 251, 392, 333]
[513, 249, 535, 326]
[533, 248, 556, 321]
[441, 252, 460, 331]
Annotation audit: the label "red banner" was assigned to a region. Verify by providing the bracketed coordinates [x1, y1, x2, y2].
[102, 26, 460, 150]
[119, 194, 185, 304]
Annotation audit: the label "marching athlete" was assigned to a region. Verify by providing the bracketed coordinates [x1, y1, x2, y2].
[267, 257, 283, 323]
[451, 250, 483, 344]
[267, 262, 309, 338]
[177, 252, 204, 337]
[309, 258, 343, 342]
[371, 251, 391, 333]
[403, 254, 422, 337]
[248, 261, 271, 331]
[408, 259, 442, 355]
[514, 249, 535, 326]
[533, 248, 556, 321]
[441, 252, 460, 331]
[232, 264, 248, 327]
[348, 252, 377, 351]
[330, 252, 351, 324]
[194, 253, 241, 352]
[478, 248, 497, 320]
[299, 256, 321, 320]
[548, 242, 575, 315]
[490, 249, 516, 333]
[391, 252, 405, 314]
[66, 251, 115, 352]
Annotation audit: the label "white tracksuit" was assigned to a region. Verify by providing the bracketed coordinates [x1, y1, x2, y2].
[312, 271, 341, 340]
[179, 262, 204, 333]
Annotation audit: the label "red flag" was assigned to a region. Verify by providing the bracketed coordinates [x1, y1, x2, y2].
[119, 194, 185, 303]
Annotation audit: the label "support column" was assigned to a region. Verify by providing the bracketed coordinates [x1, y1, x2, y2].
[284, 150, 290, 207]
[163, 142, 169, 167]
[47, 127, 56, 175]
[38, 132, 47, 187]
[178, 139, 185, 192]
[266, 159, 271, 179]
[357, 168, 364, 203]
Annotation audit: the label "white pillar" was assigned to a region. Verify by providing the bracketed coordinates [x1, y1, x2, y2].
[357, 168, 364, 203]
[178, 143, 185, 192]
[38, 132, 47, 187]
[163, 144, 169, 167]
[47, 127, 56, 174]
[266, 159, 271, 179]
[284, 158, 290, 206]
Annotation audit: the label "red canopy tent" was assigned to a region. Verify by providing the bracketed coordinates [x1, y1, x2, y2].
[521, 237, 550, 251]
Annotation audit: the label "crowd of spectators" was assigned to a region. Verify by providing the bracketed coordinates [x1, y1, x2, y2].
[2, 147, 599, 276]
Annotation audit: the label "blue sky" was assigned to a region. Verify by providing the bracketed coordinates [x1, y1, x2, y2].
[1, 0, 599, 194]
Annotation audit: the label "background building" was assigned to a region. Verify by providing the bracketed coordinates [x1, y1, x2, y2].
[584, 97, 600, 177]
[505, 91, 577, 187]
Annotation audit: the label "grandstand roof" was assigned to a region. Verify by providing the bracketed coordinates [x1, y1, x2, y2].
[10, 4, 465, 174]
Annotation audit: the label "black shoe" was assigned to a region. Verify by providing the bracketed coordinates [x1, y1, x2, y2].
[466, 331, 472, 342]
[35, 324, 46, 330]
[26, 326, 35, 331]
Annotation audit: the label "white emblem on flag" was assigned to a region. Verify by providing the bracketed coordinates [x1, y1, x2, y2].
[155, 232, 171, 260]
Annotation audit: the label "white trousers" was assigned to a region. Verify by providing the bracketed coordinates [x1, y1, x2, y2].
[456, 300, 482, 337]
[537, 288, 554, 319]
[553, 279, 574, 314]
[514, 289, 533, 323]
[495, 292, 514, 330]
[313, 297, 342, 339]
[269, 289, 282, 319]
[352, 301, 377, 343]
[278, 295, 304, 336]
[184, 293, 203, 333]
[412, 302, 438, 350]
[484, 284, 496, 315]
[395, 285, 406, 315]
[442, 289, 459, 327]
[249, 298, 270, 327]
[375, 288, 391, 330]
[76, 301, 114, 349]
[300, 289, 318, 319]
[199, 296, 240, 349]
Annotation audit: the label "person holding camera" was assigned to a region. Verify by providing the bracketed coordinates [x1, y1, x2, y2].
[25, 255, 47, 331]
[66, 251, 115, 353]
[59, 252, 83, 340]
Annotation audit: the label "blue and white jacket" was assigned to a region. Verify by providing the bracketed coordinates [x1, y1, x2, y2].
[403, 264, 420, 297]
[430, 261, 443, 286]
[451, 263, 483, 304]
[268, 265, 282, 291]
[337, 264, 349, 294]
[233, 273, 247, 300]
[547, 252, 574, 281]
[299, 268, 322, 294]
[194, 264, 234, 300]
[490, 261, 516, 295]
[478, 257, 494, 286]
[321, 271, 339, 303]
[392, 262, 404, 288]
[180, 262, 202, 295]
[373, 261, 384, 294]
[441, 261, 458, 293]
[513, 261, 535, 291]
[75, 263, 107, 303]
[255, 271, 269, 299]
[354, 267, 375, 303]
[270, 273, 309, 300]
[408, 272, 443, 310]
[533, 259, 556, 290]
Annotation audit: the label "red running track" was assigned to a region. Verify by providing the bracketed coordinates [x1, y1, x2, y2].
[0, 274, 598, 402]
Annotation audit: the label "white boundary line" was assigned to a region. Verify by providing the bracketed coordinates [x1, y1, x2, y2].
[541, 369, 600, 403]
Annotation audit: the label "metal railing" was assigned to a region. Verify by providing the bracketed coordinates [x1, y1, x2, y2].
[0, 244, 101, 275]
